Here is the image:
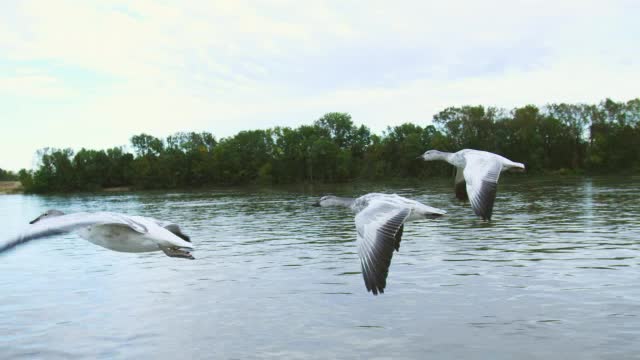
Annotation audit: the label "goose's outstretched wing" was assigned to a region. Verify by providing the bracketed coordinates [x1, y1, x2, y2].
[0, 212, 148, 254]
[454, 166, 468, 200]
[147, 218, 191, 242]
[463, 154, 503, 220]
[355, 200, 411, 295]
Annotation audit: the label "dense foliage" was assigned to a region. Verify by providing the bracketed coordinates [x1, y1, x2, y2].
[0, 168, 18, 181]
[17, 98, 640, 193]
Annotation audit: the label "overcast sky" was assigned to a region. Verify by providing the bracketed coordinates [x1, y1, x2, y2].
[1, 0, 638, 170]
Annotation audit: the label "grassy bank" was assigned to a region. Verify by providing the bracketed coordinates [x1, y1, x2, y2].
[0, 181, 23, 194]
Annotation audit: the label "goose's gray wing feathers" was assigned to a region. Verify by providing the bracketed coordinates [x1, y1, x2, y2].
[454, 166, 468, 200]
[355, 200, 411, 295]
[147, 218, 191, 242]
[463, 153, 503, 220]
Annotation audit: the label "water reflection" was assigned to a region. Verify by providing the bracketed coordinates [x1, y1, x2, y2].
[0, 176, 639, 359]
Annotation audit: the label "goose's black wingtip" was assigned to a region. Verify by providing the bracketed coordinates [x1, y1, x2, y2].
[369, 287, 385, 296]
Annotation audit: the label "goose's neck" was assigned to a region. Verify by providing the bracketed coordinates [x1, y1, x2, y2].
[437, 151, 455, 163]
[333, 197, 356, 208]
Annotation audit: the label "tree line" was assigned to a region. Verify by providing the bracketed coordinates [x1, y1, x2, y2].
[0, 168, 18, 181]
[16, 98, 640, 193]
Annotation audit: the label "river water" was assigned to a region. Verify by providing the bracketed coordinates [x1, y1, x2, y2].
[0, 176, 638, 359]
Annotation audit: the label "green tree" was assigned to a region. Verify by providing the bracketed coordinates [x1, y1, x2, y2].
[18, 98, 640, 193]
[0, 168, 18, 181]
[30, 148, 75, 192]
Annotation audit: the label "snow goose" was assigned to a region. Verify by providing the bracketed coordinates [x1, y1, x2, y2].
[314, 193, 446, 295]
[1, 210, 194, 259]
[420, 149, 524, 220]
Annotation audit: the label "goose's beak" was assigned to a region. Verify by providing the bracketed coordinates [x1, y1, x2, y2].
[312, 202, 320, 207]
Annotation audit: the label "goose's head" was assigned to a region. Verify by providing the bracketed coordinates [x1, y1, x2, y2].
[30, 209, 65, 224]
[420, 149, 444, 161]
[313, 195, 352, 207]
[313, 195, 335, 207]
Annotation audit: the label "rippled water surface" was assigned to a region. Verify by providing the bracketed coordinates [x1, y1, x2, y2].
[1, 176, 639, 359]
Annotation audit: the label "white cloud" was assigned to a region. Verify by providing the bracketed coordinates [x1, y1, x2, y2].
[0, 0, 638, 170]
[0, 73, 73, 98]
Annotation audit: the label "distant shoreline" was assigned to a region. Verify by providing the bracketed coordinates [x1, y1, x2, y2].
[3, 173, 638, 196]
[102, 186, 132, 192]
[0, 183, 131, 195]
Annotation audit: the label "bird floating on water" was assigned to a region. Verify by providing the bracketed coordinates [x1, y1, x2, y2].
[314, 193, 446, 295]
[0, 210, 194, 259]
[420, 149, 525, 220]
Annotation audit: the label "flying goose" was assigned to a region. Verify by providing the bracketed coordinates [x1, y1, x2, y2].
[420, 149, 524, 220]
[314, 193, 446, 295]
[0, 210, 194, 259]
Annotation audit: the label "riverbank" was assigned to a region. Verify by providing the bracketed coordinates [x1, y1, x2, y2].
[0, 181, 23, 194]
[7, 172, 639, 196]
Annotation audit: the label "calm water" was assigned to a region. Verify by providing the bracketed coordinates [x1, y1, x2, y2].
[0, 177, 639, 359]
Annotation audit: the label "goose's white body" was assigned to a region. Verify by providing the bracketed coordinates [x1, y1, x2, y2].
[422, 149, 525, 220]
[1, 211, 194, 259]
[317, 193, 446, 295]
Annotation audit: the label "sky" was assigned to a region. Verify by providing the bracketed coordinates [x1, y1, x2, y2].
[1, 0, 638, 171]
